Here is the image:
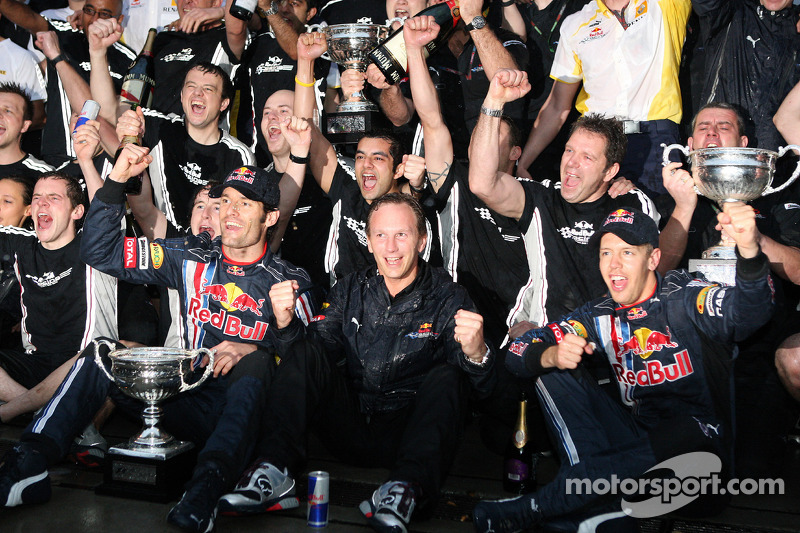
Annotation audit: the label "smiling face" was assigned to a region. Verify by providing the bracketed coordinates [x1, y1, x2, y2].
[559, 128, 618, 204]
[190, 188, 221, 238]
[219, 187, 278, 259]
[355, 137, 402, 203]
[278, 0, 316, 32]
[81, 0, 122, 29]
[688, 107, 748, 150]
[386, 0, 426, 26]
[599, 233, 660, 307]
[176, 0, 220, 18]
[180, 67, 229, 131]
[367, 201, 427, 296]
[0, 178, 31, 227]
[260, 90, 294, 156]
[760, 0, 793, 11]
[0, 92, 31, 152]
[31, 177, 84, 250]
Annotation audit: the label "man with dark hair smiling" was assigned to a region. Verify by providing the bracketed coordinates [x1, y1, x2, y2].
[474, 204, 775, 532]
[0, 83, 52, 182]
[0, 143, 314, 533]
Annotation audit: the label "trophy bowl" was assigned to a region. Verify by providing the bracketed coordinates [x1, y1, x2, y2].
[324, 24, 389, 113]
[94, 340, 214, 454]
[662, 144, 800, 204]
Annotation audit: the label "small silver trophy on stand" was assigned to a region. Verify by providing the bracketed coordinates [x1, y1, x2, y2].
[93, 340, 214, 501]
[323, 24, 389, 144]
[662, 144, 800, 284]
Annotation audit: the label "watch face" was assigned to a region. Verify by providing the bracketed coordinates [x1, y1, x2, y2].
[472, 16, 486, 29]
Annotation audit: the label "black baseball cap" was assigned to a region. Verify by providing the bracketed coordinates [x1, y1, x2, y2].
[591, 208, 660, 249]
[209, 166, 280, 207]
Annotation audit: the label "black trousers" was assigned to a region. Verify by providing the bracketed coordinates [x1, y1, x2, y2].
[257, 339, 469, 507]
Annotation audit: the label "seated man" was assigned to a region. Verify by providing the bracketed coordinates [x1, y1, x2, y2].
[218, 194, 495, 533]
[473, 205, 775, 532]
[0, 152, 314, 533]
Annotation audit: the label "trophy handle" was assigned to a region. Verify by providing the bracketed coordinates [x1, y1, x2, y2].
[93, 339, 118, 383]
[762, 145, 800, 196]
[661, 143, 690, 167]
[180, 348, 215, 393]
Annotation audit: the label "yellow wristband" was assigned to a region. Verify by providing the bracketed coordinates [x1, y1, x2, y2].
[295, 76, 315, 88]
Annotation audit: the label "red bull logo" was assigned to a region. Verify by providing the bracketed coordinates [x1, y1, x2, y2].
[626, 307, 647, 320]
[604, 209, 634, 225]
[619, 327, 678, 359]
[612, 349, 694, 387]
[227, 167, 256, 184]
[418, 323, 432, 333]
[199, 280, 265, 316]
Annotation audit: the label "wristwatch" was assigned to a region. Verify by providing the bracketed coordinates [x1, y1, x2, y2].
[465, 15, 487, 32]
[259, 0, 279, 17]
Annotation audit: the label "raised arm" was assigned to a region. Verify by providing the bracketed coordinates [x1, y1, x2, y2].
[270, 116, 312, 252]
[35, 31, 93, 115]
[73, 119, 105, 203]
[87, 18, 124, 125]
[468, 69, 530, 220]
[500, 1, 526, 39]
[461, 0, 519, 80]
[516, 79, 580, 178]
[657, 161, 698, 274]
[365, 63, 415, 127]
[295, 32, 339, 195]
[0, 0, 49, 35]
[405, 16, 452, 192]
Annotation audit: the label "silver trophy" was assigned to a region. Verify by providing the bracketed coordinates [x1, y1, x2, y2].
[93, 340, 214, 459]
[662, 144, 800, 282]
[322, 24, 389, 142]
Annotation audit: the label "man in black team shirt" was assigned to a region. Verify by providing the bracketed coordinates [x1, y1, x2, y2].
[294, 32, 435, 285]
[0, 167, 116, 406]
[115, 62, 254, 231]
[0, 83, 53, 182]
[0, 0, 135, 164]
[403, 16, 527, 347]
[0, 148, 314, 533]
[226, 0, 329, 157]
[470, 69, 657, 341]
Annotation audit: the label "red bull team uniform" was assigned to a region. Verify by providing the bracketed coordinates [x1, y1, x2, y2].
[504, 251, 775, 521]
[17, 178, 314, 487]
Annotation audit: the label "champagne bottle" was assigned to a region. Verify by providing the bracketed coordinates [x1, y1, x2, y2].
[368, 0, 461, 85]
[503, 394, 534, 494]
[230, 0, 258, 21]
[120, 28, 157, 110]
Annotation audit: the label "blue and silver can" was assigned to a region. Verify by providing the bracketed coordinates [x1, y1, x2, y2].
[307, 470, 330, 527]
[73, 99, 100, 136]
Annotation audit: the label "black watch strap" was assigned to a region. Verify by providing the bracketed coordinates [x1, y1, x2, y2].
[50, 53, 68, 66]
[289, 152, 310, 164]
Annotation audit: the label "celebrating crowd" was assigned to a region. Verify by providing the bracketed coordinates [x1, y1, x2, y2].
[0, 0, 798, 532]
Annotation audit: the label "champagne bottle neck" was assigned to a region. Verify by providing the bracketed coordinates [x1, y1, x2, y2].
[514, 399, 528, 449]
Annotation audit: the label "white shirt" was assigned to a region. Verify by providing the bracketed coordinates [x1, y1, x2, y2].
[122, 0, 179, 53]
[0, 38, 47, 102]
[551, 0, 690, 123]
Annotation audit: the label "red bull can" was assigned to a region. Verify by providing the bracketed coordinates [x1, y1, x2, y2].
[307, 471, 330, 527]
[73, 99, 100, 137]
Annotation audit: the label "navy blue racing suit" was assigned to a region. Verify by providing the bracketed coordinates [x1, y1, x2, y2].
[504, 250, 775, 519]
[21, 179, 314, 485]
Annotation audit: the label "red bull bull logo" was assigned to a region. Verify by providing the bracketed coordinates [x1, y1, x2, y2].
[604, 209, 635, 225]
[612, 349, 694, 387]
[199, 280, 265, 316]
[619, 327, 678, 360]
[227, 167, 256, 184]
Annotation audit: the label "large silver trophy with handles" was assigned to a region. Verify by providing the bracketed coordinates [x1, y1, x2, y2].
[322, 24, 389, 144]
[93, 340, 214, 501]
[662, 144, 800, 283]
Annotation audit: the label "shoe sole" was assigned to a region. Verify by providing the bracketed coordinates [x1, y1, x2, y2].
[218, 495, 299, 516]
[4, 471, 51, 507]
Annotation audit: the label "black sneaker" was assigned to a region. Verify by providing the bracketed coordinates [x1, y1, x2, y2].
[472, 494, 542, 533]
[166, 461, 227, 533]
[0, 443, 51, 507]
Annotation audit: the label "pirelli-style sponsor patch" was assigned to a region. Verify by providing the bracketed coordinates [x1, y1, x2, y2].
[150, 243, 164, 269]
[124, 237, 136, 268]
[696, 286, 713, 314]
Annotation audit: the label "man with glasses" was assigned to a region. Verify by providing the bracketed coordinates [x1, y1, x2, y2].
[0, 0, 135, 165]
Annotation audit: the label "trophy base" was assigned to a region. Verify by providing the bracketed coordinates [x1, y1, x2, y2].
[323, 110, 388, 145]
[95, 441, 197, 502]
[689, 258, 736, 286]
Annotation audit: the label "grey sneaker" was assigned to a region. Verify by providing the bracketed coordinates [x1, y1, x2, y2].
[217, 461, 299, 516]
[68, 423, 108, 469]
[358, 481, 416, 533]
